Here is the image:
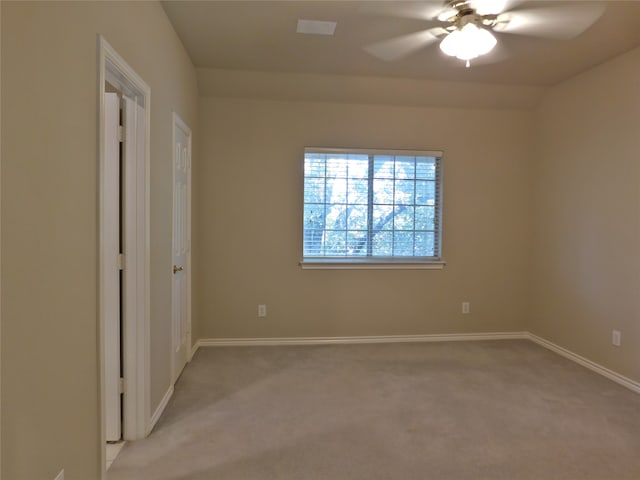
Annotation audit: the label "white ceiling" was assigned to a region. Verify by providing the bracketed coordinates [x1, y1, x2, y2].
[162, 1, 640, 86]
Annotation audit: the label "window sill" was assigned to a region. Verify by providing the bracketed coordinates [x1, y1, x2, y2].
[300, 259, 446, 270]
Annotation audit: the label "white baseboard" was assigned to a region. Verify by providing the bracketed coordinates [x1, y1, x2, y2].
[528, 333, 640, 395]
[189, 342, 199, 361]
[149, 385, 174, 432]
[197, 331, 529, 348]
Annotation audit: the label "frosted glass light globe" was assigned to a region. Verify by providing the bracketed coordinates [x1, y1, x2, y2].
[440, 23, 497, 61]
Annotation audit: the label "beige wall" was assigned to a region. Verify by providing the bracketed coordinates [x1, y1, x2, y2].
[197, 68, 545, 110]
[531, 46, 640, 383]
[1, 2, 198, 479]
[196, 95, 534, 339]
[0, 2, 3, 475]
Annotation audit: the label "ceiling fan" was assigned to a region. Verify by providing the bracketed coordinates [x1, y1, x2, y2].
[364, 0, 606, 67]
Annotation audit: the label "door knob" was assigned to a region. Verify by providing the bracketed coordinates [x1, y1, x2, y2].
[173, 265, 184, 274]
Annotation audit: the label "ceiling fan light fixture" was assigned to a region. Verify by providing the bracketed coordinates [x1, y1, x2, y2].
[439, 22, 497, 63]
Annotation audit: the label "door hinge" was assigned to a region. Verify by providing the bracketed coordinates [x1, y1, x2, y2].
[117, 125, 125, 143]
[119, 377, 125, 394]
[117, 253, 125, 271]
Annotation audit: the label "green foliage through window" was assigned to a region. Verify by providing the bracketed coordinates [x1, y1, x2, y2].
[303, 148, 443, 261]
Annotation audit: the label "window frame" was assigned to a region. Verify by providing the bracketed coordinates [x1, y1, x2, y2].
[300, 147, 445, 270]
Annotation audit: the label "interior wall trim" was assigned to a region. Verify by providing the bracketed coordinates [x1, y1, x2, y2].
[196, 332, 528, 348]
[528, 333, 640, 395]
[189, 342, 199, 361]
[149, 385, 174, 432]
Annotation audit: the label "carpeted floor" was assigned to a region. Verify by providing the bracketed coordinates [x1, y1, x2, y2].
[107, 340, 640, 480]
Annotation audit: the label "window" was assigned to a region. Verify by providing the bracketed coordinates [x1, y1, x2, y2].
[302, 148, 444, 268]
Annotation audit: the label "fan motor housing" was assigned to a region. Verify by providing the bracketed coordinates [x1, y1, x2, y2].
[444, 1, 500, 29]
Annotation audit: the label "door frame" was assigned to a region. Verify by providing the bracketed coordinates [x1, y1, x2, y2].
[97, 35, 151, 473]
[171, 112, 193, 383]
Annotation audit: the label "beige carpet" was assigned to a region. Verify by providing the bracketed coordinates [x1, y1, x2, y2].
[108, 340, 640, 480]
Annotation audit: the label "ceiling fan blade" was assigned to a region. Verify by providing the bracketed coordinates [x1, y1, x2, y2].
[469, 0, 526, 16]
[494, 2, 606, 40]
[358, 2, 445, 22]
[364, 28, 445, 62]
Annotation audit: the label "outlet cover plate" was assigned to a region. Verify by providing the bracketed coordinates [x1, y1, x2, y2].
[462, 302, 470, 314]
[612, 330, 621, 347]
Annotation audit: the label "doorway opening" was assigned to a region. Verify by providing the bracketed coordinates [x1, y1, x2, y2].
[98, 35, 151, 477]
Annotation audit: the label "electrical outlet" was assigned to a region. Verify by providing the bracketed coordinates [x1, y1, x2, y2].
[258, 304, 267, 318]
[54, 470, 65, 480]
[612, 330, 621, 347]
[462, 302, 470, 314]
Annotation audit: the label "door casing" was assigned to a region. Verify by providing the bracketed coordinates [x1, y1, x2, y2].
[97, 35, 151, 477]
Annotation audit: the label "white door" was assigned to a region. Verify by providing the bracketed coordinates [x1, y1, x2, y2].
[172, 114, 192, 382]
[104, 92, 122, 442]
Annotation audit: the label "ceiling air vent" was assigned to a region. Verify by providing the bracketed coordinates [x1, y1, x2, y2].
[296, 19, 337, 36]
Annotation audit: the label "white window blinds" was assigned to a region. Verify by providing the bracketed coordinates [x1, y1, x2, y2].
[303, 148, 443, 264]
